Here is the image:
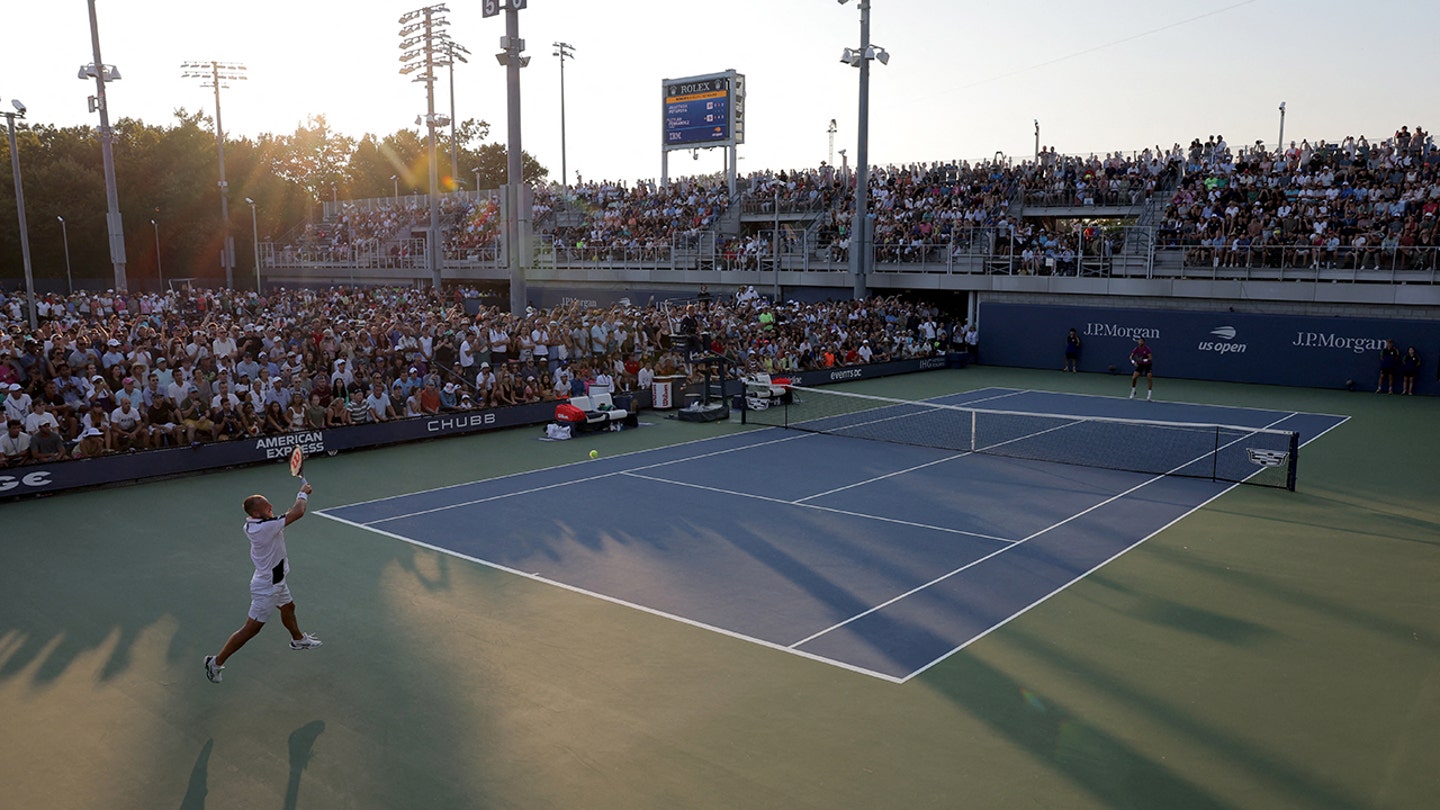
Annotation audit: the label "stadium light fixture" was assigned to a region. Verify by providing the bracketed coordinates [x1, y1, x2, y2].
[399, 3, 452, 289]
[553, 42, 575, 199]
[81, 0, 128, 292]
[3, 98, 38, 329]
[439, 35, 470, 186]
[181, 60, 247, 288]
[491, 0, 532, 314]
[1278, 101, 1287, 153]
[836, 0, 889, 299]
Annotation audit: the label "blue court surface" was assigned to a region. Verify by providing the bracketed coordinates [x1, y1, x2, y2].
[319, 388, 1347, 683]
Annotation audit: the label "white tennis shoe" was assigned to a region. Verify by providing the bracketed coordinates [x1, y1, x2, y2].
[204, 655, 224, 684]
[290, 633, 323, 650]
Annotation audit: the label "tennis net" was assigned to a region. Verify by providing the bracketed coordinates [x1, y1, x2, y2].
[742, 386, 1299, 490]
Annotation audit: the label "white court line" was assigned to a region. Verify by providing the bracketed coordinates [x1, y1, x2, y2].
[1002, 386, 1353, 421]
[900, 410, 1350, 683]
[788, 412, 1299, 652]
[621, 471, 1016, 544]
[900, 479, 1240, 682]
[794, 408, 1085, 505]
[316, 510, 906, 684]
[942, 387, 1030, 407]
[333, 386, 1022, 515]
[319, 390, 1346, 684]
[364, 431, 814, 525]
[329, 427, 791, 511]
[795, 452, 974, 503]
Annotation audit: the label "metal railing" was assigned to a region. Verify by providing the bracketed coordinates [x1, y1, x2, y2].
[1021, 187, 1152, 208]
[256, 225, 1440, 286]
[1153, 242, 1440, 283]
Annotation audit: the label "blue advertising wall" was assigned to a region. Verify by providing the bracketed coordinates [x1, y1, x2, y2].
[980, 302, 1438, 394]
[1, 355, 960, 499]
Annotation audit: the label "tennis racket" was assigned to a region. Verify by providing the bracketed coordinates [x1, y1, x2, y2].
[289, 445, 307, 486]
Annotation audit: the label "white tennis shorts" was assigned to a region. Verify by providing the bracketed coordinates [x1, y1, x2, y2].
[248, 579, 294, 623]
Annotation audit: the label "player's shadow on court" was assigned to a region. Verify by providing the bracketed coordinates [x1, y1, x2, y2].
[394, 547, 453, 591]
[178, 738, 213, 810]
[285, 720, 326, 810]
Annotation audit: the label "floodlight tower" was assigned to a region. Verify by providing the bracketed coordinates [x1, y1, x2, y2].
[400, 4, 453, 290]
[487, 0, 531, 315]
[81, 0, 127, 292]
[838, 0, 890, 300]
[438, 35, 470, 187]
[181, 60, 246, 289]
[3, 99, 37, 329]
[553, 41, 575, 199]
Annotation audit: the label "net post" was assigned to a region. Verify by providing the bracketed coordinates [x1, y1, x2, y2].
[1212, 426, 1220, 483]
[970, 410, 977, 452]
[1286, 431, 1299, 492]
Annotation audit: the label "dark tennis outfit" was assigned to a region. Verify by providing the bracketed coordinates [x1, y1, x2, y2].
[1131, 344, 1153, 373]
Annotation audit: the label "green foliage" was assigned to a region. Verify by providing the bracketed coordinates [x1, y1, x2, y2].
[0, 112, 544, 291]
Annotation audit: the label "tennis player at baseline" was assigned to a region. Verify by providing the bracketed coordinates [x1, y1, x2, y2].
[205, 482, 322, 684]
[1130, 338, 1154, 401]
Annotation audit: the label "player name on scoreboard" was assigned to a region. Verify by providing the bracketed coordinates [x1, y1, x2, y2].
[661, 71, 743, 149]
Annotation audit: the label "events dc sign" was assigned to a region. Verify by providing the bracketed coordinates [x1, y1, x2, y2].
[979, 302, 1437, 394]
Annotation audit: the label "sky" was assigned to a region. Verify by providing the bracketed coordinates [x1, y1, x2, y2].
[4, 0, 1438, 188]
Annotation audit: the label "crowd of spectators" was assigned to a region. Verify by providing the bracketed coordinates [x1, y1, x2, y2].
[1156, 127, 1440, 271]
[1018, 146, 1182, 207]
[259, 124, 1438, 277]
[0, 284, 965, 468]
[709, 148, 1179, 269]
[548, 177, 733, 261]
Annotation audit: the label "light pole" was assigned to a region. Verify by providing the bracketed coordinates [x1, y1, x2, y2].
[490, 0, 532, 314]
[3, 99, 37, 330]
[180, 60, 245, 289]
[81, 0, 127, 292]
[839, 0, 890, 300]
[1278, 102, 1286, 153]
[57, 216, 73, 295]
[439, 35, 470, 186]
[245, 197, 259, 292]
[1034, 119, 1040, 161]
[151, 218, 163, 290]
[553, 41, 575, 199]
[400, 4, 453, 290]
[471, 166, 481, 193]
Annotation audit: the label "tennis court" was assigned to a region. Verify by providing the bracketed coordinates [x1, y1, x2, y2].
[3, 368, 1435, 810]
[321, 388, 1346, 682]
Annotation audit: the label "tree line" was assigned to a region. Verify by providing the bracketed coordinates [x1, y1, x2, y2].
[0, 109, 546, 293]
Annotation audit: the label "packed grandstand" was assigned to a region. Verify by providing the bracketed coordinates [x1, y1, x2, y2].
[2, 123, 1434, 467]
[0, 285, 967, 465]
[278, 125, 1436, 276]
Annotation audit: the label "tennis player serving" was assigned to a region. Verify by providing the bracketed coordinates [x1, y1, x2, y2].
[1129, 337, 1154, 401]
[204, 482, 322, 684]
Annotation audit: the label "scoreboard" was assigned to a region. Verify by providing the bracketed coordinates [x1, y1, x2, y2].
[662, 70, 745, 150]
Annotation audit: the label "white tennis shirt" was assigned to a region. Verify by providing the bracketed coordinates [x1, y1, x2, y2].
[245, 516, 289, 585]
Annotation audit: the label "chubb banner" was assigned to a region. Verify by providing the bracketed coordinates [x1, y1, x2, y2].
[980, 302, 1436, 394]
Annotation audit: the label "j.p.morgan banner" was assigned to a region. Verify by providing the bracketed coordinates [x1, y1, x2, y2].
[980, 302, 1437, 393]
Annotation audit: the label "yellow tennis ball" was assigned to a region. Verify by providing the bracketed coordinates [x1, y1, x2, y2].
[589, 450, 599, 459]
